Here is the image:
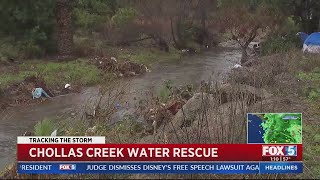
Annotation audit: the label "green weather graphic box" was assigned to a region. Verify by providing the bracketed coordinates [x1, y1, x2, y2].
[247, 113, 302, 144]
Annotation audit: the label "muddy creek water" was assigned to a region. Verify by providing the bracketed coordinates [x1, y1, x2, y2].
[0, 46, 241, 171]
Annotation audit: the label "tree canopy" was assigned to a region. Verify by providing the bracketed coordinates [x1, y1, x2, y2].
[0, 0, 319, 59]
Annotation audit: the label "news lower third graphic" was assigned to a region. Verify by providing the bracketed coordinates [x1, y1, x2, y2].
[247, 113, 302, 144]
[18, 162, 303, 174]
[17, 136, 303, 174]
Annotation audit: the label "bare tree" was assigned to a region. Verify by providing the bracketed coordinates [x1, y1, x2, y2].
[218, 4, 283, 64]
[129, 0, 217, 50]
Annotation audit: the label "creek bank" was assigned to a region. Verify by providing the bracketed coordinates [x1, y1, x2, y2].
[0, 75, 80, 110]
[137, 51, 311, 150]
[0, 56, 153, 111]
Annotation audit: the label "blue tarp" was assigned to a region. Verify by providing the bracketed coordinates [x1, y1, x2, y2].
[304, 32, 320, 46]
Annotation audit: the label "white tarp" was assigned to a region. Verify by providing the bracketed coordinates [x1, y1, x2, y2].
[303, 44, 320, 53]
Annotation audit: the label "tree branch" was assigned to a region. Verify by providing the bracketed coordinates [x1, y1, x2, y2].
[244, 25, 259, 48]
[231, 30, 244, 47]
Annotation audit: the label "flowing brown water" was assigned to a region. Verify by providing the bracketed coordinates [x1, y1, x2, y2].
[0, 46, 241, 171]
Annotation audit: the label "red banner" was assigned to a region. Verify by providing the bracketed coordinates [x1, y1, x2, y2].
[17, 144, 302, 162]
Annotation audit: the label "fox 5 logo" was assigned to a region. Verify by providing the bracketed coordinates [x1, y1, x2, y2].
[59, 164, 76, 170]
[262, 145, 297, 156]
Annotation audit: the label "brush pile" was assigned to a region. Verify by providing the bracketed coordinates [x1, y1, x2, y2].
[92, 56, 151, 77]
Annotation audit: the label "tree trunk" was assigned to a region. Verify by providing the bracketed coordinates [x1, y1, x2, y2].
[241, 47, 248, 64]
[200, 0, 207, 32]
[170, 17, 178, 48]
[153, 34, 169, 52]
[55, 0, 73, 58]
[170, 17, 180, 49]
[200, 10, 207, 47]
[157, 37, 169, 52]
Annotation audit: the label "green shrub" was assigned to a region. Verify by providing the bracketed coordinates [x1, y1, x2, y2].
[158, 80, 173, 103]
[308, 89, 320, 101]
[0, 72, 35, 89]
[31, 61, 101, 86]
[118, 47, 181, 65]
[261, 17, 301, 56]
[111, 8, 138, 28]
[298, 68, 320, 81]
[34, 118, 56, 136]
[261, 33, 300, 56]
[73, 0, 115, 30]
[0, 60, 102, 90]
[297, 68, 320, 101]
[0, 1, 56, 58]
[0, 36, 47, 60]
[19, 41, 45, 58]
[0, 38, 20, 60]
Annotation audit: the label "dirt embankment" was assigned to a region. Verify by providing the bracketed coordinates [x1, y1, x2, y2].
[0, 74, 82, 110]
[0, 56, 151, 111]
[141, 52, 307, 137]
[0, 76, 48, 109]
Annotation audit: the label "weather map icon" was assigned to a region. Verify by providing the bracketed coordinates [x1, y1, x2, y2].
[247, 113, 302, 144]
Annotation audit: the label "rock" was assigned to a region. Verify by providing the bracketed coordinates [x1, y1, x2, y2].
[216, 83, 273, 104]
[149, 84, 271, 141]
[167, 93, 214, 132]
[139, 98, 249, 144]
[181, 90, 193, 100]
[163, 99, 249, 144]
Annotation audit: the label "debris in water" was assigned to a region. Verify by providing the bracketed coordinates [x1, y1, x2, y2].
[65, 84, 71, 89]
[111, 57, 117, 63]
[51, 129, 57, 136]
[233, 64, 242, 68]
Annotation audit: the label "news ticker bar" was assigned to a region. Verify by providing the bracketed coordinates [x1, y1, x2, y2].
[17, 144, 302, 161]
[17, 162, 303, 174]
